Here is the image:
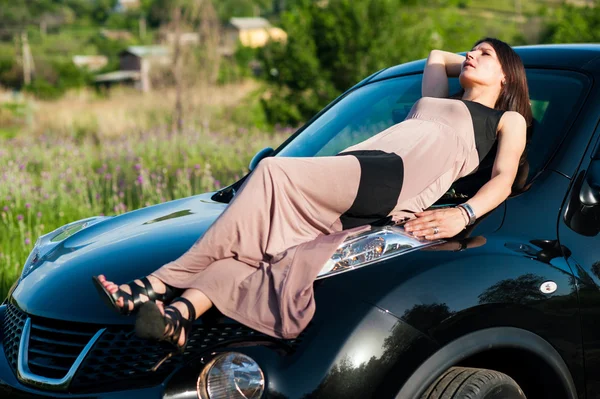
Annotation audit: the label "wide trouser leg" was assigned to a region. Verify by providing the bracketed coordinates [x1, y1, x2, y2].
[151, 156, 361, 288]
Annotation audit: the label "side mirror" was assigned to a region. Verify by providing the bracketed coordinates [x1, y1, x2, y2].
[564, 160, 600, 236]
[248, 147, 274, 171]
[580, 160, 600, 206]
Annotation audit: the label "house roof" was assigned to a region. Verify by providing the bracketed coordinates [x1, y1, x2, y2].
[229, 17, 271, 30]
[94, 70, 141, 83]
[72, 55, 108, 71]
[122, 45, 170, 58]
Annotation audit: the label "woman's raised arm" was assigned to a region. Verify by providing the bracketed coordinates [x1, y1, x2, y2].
[422, 50, 466, 98]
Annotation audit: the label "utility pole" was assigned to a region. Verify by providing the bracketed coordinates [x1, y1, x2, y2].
[139, 14, 146, 40]
[172, 6, 184, 134]
[21, 32, 34, 86]
[40, 20, 47, 39]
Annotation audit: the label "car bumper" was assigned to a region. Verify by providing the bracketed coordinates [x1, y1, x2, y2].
[0, 293, 436, 398]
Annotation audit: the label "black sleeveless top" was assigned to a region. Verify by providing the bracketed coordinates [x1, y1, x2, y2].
[453, 99, 506, 196]
[459, 99, 506, 164]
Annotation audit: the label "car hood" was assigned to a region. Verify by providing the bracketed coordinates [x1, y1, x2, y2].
[10, 193, 506, 325]
[11, 192, 227, 324]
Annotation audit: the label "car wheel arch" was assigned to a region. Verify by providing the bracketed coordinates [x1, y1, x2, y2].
[395, 326, 577, 399]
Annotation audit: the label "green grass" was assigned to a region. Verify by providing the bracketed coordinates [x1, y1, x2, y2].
[0, 102, 288, 299]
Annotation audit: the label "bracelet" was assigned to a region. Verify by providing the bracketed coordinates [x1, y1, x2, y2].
[458, 203, 477, 226]
[456, 206, 469, 226]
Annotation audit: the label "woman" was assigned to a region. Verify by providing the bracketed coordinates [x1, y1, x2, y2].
[93, 37, 532, 370]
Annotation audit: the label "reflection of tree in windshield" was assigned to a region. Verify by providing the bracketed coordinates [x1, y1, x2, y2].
[478, 273, 546, 305]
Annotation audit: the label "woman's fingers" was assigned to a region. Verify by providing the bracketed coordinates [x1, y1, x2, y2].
[403, 208, 467, 241]
[405, 221, 438, 232]
[414, 210, 434, 217]
[425, 227, 443, 240]
[405, 213, 441, 229]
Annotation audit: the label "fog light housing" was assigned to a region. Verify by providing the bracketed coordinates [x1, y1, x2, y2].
[197, 352, 265, 399]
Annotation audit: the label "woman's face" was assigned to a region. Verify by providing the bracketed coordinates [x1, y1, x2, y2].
[459, 42, 505, 90]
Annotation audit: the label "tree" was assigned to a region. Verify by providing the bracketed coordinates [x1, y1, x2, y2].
[215, 0, 272, 21]
[161, 0, 221, 133]
[258, 0, 436, 125]
[540, 4, 600, 44]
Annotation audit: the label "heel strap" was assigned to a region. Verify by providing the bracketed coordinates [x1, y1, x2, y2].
[170, 297, 196, 321]
[163, 297, 196, 347]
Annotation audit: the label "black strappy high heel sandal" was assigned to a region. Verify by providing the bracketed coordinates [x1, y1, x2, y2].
[92, 275, 181, 316]
[135, 297, 196, 372]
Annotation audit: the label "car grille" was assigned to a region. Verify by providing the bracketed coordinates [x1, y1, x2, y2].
[3, 304, 103, 380]
[2, 303, 27, 374]
[2, 304, 305, 393]
[71, 323, 271, 391]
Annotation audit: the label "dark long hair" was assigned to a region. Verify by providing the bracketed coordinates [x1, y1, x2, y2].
[454, 37, 533, 166]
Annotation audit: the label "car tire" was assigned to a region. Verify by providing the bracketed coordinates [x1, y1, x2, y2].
[421, 366, 527, 399]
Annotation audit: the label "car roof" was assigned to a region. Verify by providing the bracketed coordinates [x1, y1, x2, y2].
[368, 43, 600, 83]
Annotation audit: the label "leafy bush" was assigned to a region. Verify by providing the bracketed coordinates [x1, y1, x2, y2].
[24, 78, 64, 100]
[0, 56, 22, 90]
[540, 4, 600, 43]
[23, 59, 93, 100]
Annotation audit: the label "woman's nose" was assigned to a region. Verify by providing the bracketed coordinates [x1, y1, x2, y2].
[466, 51, 474, 60]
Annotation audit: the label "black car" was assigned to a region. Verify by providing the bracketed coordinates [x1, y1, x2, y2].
[2, 43, 600, 399]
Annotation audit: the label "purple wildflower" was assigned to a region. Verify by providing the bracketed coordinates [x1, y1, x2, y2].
[25, 203, 31, 209]
[17, 214, 23, 221]
[25, 238, 31, 245]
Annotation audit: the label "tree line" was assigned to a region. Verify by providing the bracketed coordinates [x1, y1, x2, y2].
[0, 0, 599, 126]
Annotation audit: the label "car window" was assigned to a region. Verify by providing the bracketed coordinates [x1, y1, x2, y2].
[504, 70, 588, 181]
[277, 69, 588, 198]
[276, 74, 422, 158]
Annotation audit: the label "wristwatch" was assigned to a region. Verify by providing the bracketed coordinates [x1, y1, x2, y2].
[458, 203, 477, 226]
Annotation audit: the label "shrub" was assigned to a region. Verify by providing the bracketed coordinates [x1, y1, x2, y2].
[24, 78, 64, 100]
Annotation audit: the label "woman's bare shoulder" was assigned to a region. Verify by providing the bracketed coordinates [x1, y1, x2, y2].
[498, 111, 526, 133]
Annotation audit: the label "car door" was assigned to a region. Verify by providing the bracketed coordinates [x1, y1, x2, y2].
[558, 90, 600, 398]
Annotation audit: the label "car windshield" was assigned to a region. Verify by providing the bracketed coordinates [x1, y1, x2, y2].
[276, 69, 589, 201]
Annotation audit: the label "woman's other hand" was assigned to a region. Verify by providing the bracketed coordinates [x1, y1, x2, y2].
[403, 207, 467, 240]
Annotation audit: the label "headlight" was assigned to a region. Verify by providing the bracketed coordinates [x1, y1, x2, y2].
[317, 225, 442, 279]
[197, 352, 264, 399]
[19, 216, 111, 281]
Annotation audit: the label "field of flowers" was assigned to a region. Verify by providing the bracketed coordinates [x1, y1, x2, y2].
[0, 83, 290, 299]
